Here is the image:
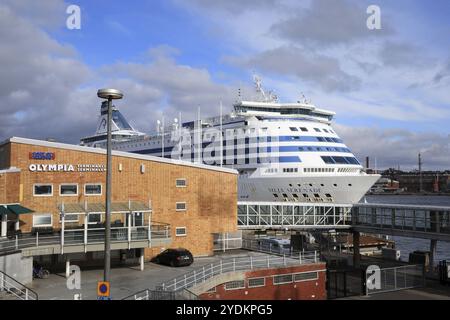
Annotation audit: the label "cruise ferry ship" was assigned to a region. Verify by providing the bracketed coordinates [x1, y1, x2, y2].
[80, 77, 380, 204]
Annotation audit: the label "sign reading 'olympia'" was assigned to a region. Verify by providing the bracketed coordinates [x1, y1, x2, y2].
[29, 163, 106, 172]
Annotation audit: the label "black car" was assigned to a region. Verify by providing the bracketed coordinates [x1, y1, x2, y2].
[151, 248, 194, 267]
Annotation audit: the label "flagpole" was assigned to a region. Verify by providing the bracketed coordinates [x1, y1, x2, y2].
[220, 101, 223, 167]
[161, 117, 165, 158]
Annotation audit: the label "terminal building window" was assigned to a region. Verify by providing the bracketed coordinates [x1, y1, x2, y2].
[176, 227, 187, 237]
[60, 214, 79, 223]
[133, 212, 144, 226]
[225, 280, 245, 290]
[248, 277, 265, 288]
[85, 184, 102, 196]
[60, 184, 78, 196]
[88, 213, 102, 224]
[33, 214, 52, 227]
[294, 271, 319, 282]
[273, 274, 293, 285]
[125, 212, 144, 227]
[176, 202, 187, 211]
[33, 184, 53, 197]
[176, 179, 187, 187]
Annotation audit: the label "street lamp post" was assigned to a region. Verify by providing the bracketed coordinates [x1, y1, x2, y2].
[97, 88, 123, 283]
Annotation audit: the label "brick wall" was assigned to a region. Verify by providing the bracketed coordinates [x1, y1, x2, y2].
[0, 171, 20, 204]
[199, 263, 327, 300]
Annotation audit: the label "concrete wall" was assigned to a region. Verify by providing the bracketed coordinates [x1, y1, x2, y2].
[0, 252, 33, 285]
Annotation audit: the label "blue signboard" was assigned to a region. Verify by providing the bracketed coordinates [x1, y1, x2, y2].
[29, 152, 55, 160]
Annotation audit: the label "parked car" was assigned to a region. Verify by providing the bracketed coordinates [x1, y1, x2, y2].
[151, 248, 194, 267]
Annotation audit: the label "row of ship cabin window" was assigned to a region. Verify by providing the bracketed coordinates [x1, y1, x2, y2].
[273, 193, 334, 199]
[279, 168, 358, 173]
[289, 127, 334, 134]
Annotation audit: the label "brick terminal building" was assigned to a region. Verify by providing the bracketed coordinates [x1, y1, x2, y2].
[0, 137, 238, 267]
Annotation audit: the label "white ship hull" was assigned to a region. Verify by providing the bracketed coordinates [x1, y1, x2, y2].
[239, 174, 380, 203]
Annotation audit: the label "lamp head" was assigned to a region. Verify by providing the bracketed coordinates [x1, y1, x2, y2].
[97, 88, 123, 100]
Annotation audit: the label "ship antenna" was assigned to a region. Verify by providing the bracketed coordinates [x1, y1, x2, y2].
[253, 74, 267, 101]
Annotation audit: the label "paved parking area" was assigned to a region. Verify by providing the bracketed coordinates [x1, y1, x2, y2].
[29, 250, 275, 300]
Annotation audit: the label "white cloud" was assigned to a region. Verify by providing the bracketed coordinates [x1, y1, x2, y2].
[335, 124, 450, 170]
[0, 1, 244, 143]
[225, 45, 361, 92]
[270, 0, 393, 46]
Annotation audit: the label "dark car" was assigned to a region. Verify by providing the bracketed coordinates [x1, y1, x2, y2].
[151, 248, 194, 267]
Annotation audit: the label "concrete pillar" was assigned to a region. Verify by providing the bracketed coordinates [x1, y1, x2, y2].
[139, 249, 144, 271]
[66, 258, 71, 278]
[1, 213, 7, 238]
[429, 239, 437, 274]
[353, 231, 361, 268]
[15, 220, 20, 231]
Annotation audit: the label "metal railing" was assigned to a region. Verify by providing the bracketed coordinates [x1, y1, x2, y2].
[0, 222, 170, 254]
[156, 251, 320, 292]
[0, 271, 38, 300]
[242, 238, 319, 261]
[352, 204, 450, 239]
[122, 288, 198, 300]
[365, 264, 425, 295]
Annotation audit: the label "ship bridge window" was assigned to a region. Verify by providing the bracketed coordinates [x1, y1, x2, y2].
[289, 127, 298, 132]
[332, 156, 348, 164]
[279, 156, 301, 163]
[345, 157, 360, 165]
[321, 156, 335, 164]
[300, 127, 308, 132]
[323, 129, 329, 133]
[314, 128, 321, 132]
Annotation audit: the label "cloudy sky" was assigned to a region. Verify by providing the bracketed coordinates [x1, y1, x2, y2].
[1, 0, 449, 170]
